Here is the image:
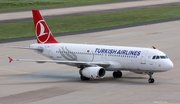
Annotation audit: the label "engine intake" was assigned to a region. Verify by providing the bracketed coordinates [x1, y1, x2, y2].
[81, 67, 106, 79]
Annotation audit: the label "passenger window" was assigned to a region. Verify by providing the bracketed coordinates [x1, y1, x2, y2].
[152, 56, 156, 59]
[156, 56, 160, 59]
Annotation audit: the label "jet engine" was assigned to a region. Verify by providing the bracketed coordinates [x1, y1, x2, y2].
[81, 67, 106, 79]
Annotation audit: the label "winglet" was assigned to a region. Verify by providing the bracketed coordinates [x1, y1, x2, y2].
[8, 57, 13, 63]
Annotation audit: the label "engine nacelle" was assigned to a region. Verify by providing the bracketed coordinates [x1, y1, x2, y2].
[81, 67, 106, 79]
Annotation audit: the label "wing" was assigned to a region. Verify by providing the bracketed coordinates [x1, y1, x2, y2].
[8, 57, 110, 68]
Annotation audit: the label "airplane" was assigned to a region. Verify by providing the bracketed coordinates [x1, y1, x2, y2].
[8, 9, 174, 83]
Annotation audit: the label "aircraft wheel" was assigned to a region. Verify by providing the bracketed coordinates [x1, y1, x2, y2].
[117, 71, 122, 78]
[113, 72, 118, 78]
[113, 71, 122, 78]
[148, 72, 154, 83]
[148, 78, 155, 83]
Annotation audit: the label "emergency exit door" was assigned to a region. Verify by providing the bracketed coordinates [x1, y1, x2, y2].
[141, 51, 148, 64]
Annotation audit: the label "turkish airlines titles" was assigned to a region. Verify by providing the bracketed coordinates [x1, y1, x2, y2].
[95, 48, 141, 56]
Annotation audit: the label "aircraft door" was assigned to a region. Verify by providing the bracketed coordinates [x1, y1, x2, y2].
[48, 46, 54, 59]
[89, 50, 94, 62]
[141, 51, 148, 64]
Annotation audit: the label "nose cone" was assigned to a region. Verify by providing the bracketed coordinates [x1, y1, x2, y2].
[164, 59, 174, 71]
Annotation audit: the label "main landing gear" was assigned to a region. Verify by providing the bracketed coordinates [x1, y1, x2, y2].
[113, 71, 122, 78]
[80, 75, 90, 81]
[148, 72, 154, 83]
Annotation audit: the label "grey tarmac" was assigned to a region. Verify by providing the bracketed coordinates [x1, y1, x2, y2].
[0, 20, 180, 104]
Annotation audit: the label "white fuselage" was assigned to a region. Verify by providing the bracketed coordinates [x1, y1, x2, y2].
[10, 9, 173, 83]
[30, 43, 173, 73]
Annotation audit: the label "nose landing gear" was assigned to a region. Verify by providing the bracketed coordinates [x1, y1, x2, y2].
[148, 72, 154, 83]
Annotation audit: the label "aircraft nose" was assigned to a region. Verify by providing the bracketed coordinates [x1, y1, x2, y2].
[165, 59, 174, 70]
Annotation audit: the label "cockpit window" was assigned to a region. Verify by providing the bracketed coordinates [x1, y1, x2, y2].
[165, 55, 169, 58]
[152, 55, 169, 60]
[152, 56, 156, 59]
[160, 56, 166, 59]
[156, 56, 160, 59]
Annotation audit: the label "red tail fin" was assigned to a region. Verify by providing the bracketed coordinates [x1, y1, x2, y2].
[32, 10, 58, 44]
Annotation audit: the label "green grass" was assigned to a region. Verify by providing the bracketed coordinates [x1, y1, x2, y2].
[0, 0, 122, 12]
[1, 5, 180, 40]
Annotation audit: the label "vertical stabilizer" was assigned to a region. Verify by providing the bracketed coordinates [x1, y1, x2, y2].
[32, 10, 58, 44]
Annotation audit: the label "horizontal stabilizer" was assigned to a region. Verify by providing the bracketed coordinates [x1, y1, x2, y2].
[9, 46, 43, 51]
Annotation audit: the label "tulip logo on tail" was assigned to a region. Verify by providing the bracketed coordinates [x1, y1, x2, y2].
[36, 20, 51, 43]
